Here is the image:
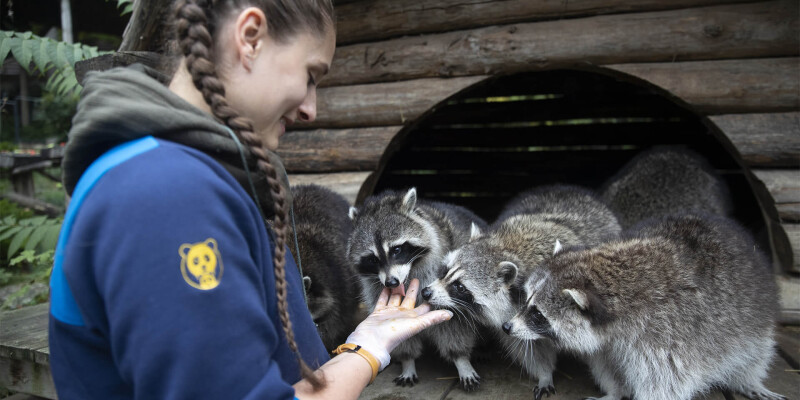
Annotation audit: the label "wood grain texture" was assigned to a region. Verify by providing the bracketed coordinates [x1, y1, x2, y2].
[608, 58, 800, 114]
[277, 126, 400, 172]
[325, 1, 799, 86]
[335, 0, 757, 45]
[710, 113, 800, 168]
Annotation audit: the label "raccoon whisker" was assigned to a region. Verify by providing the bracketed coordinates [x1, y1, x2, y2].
[449, 298, 481, 335]
[407, 248, 428, 264]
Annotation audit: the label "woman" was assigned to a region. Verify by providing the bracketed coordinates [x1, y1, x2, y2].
[48, 1, 452, 399]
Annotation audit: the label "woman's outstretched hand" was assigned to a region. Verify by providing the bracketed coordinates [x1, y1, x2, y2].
[344, 279, 453, 370]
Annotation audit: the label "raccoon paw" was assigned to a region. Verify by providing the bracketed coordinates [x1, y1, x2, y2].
[534, 384, 555, 400]
[459, 373, 481, 392]
[393, 374, 419, 387]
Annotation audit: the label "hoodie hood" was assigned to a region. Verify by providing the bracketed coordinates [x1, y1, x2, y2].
[63, 64, 289, 219]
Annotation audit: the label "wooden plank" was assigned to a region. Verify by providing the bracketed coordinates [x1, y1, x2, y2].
[783, 223, 800, 272]
[777, 276, 800, 325]
[289, 172, 371, 205]
[0, 357, 56, 400]
[752, 170, 800, 222]
[608, 58, 800, 114]
[311, 76, 486, 128]
[711, 113, 800, 168]
[277, 126, 400, 172]
[325, 1, 799, 87]
[336, 0, 756, 45]
[0, 303, 50, 365]
[315, 59, 798, 130]
[763, 344, 800, 400]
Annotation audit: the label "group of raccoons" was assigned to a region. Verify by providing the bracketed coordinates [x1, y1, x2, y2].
[288, 146, 786, 400]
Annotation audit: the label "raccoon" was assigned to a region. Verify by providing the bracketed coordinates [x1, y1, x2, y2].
[288, 184, 360, 352]
[347, 188, 489, 390]
[422, 184, 622, 400]
[600, 146, 734, 229]
[505, 213, 785, 400]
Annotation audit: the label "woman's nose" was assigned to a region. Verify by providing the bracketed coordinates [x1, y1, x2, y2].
[297, 91, 318, 122]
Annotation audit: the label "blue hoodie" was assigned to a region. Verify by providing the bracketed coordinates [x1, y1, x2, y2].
[49, 65, 328, 400]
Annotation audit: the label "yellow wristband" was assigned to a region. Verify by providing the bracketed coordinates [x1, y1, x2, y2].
[332, 343, 380, 384]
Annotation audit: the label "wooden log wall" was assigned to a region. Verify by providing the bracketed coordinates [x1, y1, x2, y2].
[278, 0, 800, 273]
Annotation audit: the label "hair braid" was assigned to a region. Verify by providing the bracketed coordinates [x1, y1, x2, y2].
[174, 0, 325, 389]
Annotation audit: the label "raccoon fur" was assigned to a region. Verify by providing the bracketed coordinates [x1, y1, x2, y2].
[505, 213, 785, 400]
[600, 146, 734, 229]
[422, 184, 622, 400]
[288, 184, 360, 352]
[347, 188, 489, 390]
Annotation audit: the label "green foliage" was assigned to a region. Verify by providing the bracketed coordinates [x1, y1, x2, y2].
[0, 199, 34, 220]
[106, 0, 135, 16]
[0, 30, 109, 98]
[10, 249, 55, 283]
[0, 215, 63, 261]
[0, 199, 61, 309]
[21, 91, 79, 142]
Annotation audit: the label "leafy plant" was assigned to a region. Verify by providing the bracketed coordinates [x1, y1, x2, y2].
[0, 213, 60, 308]
[0, 215, 62, 261]
[0, 30, 108, 98]
[106, 0, 135, 16]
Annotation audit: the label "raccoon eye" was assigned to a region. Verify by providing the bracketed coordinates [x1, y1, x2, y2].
[454, 282, 466, 293]
[367, 254, 380, 265]
[390, 245, 403, 256]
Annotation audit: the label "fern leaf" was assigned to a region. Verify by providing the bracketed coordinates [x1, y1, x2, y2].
[0, 226, 22, 242]
[11, 37, 35, 70]
[24, 227, 47, 252]
[34, 37, 54, 74]
[0, 32, 13, 63]
[27, 216, 48, 226]
[72, 43, 83, 66]
[42, 225, 62, 250]
[56, 41, 72, 67]
[8, 227, 34, 259]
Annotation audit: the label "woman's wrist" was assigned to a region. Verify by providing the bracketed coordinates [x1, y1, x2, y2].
[331, 343, 380, 384]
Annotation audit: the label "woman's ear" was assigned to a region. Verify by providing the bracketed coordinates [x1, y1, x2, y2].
[233, 7, 268, 71]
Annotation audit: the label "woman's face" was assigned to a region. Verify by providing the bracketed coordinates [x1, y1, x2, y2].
[224, 12, 336, 150]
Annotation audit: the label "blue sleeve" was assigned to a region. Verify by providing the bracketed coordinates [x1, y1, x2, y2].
[66, 146, 297, 399]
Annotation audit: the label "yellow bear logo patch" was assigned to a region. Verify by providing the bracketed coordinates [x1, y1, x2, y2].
[179, 238, 224, 290]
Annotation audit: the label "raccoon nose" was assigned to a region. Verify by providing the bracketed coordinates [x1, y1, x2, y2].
[386, 277, 400, 288]
[421, 287, 432, 300]
[502, 322, 513, 335]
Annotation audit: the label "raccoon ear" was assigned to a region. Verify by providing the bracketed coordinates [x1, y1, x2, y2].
[401, 188, 418, 214]
[562, 288, 589, 310]
[470, 222, 482, 241]
[553, 239, 563, 255]
[348, 206, 358, 220]
[303, 276, 312, 292]
[498, 261, 518, 286]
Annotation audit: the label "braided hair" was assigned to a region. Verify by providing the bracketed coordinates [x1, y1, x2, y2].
[173, 0, 334, 390]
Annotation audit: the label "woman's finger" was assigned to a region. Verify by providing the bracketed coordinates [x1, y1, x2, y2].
[400, 279, 420, 309]
[413, 302, 431, 316]
[388, 292, 402, 307]
[374, 287, 390, 310]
